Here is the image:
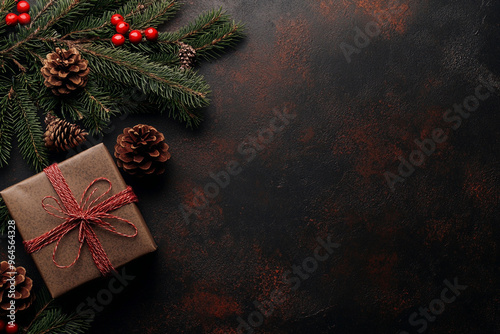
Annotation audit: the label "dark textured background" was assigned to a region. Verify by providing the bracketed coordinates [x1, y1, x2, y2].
[1, 0, 499, 333]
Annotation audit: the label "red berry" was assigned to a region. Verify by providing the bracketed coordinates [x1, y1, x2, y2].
[5, 323, 18, 334]
[0, 319, 5, 330]
[144, 27, 159, 41]
[18, 12, 30, 25]
[111, 14, 124, 26]
[5, 13, 18, 26]
[112, 34, 126, 46]
[129, 30, 142, 45]
[116, 21, 130, 34]
[17, 1, 30, 13]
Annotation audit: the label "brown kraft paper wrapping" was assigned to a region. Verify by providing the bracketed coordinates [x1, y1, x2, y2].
[0, 144, 157, 298]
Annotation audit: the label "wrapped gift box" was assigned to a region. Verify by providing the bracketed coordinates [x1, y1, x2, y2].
[0, 144, 157, 298]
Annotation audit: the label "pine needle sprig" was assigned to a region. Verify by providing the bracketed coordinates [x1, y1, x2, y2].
[159, 8, 244, 61]
[125, 0, 179, 29]
[128, 42, 179, 65]
[80, 84, 115, 134]
[58, 92, 84, 121]
[29, 0, 57, 29]
[0, 0, 16, 16]
[61, 0, 179, 40]
[190, 22, 245, 60]
[161, 9, 227, 43]
[26, 287, 93, 334]
[36, 0, 93, 32]
[0, 197, 10, 234]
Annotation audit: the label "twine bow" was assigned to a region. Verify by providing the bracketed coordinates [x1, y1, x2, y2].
[23, 164, 138, 276]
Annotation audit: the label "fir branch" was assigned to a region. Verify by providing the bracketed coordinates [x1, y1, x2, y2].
[126, 42, 179, 66]
[80, 84, 115, 134]
[0, 0, 81, 55]
[0, 0, 15, 13]
[59, 95, 84, 122]
[127, 0, 179, 29]
[158, 9, 244, 60]
[0, 0, 16, 31]
[173, 99, 203, 128]
[0, 87, 13, 168]
[0, 196, 10, 235]
[59, 17, 110, 40]
[29, 310, 91, 334]
[0, 0, 244, 168]
[193, 23, 244, 59]
[29, 0, 57, 29]
[61, 0, 179, 40]
[0, 33, 36, 55]
[88, 0, 122, 15]
[41, 0, 86, 31]
[10, 79, 48, 172]
[27, 287, 92, 334]
[161, 9, 226, 44]
[27, 287, 56, 330]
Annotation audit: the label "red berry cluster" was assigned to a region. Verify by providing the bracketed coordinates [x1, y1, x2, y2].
[5, 1, 31, 26]
[0, 320, 18, 334]
[110, 14, 159, 46]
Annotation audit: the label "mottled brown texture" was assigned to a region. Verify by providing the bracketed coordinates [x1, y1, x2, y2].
[0, 144, 157, 298]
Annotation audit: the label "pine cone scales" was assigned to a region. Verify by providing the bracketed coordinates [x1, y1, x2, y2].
[44, 114, 87, 152]
[179, 42, 196, 70]
[115, 124, 171, 176]
[41, 47, 90, 95]
[0, 261, 34, 312]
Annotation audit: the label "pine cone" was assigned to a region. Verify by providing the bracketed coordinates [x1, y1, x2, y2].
[41, 47, 90, 96]
[44, 114, 87, 152]
[0, 261, 34, 312]
[178, 42, 196, 70]
[114, 124, 171, 176]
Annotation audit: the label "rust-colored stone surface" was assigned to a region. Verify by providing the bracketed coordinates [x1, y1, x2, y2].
[0, 0, 498, 333]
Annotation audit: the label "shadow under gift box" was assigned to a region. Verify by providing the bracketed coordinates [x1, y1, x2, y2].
[0, 143, 157, 298]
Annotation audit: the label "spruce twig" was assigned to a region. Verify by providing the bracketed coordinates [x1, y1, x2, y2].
[0, 197, 10, 235]
[29, 0, 57, 29]
[26, 287, 92, 334]
[9, 81, 49, 172]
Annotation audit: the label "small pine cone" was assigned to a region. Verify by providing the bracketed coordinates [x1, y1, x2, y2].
[44, 114, 87, 152]
[114, 124, 171, 176]
[178, 42, 196, 70]
[0, 261, 34, 312]
[41, 47, 90, 96]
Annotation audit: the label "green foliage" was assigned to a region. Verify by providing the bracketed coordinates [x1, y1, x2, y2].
[161, 8, 245, 61]
[0, 0, 244, 171]
[26, 287, 93, 334]
[9, 76, 49, 172]
[0, 197, 9, 234]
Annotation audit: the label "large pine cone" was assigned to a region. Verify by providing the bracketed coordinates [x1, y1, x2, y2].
[114, 124, 171, 176]
[44, 114, 87, 152]
[41, 47, 90, 95]
[0, 261, 34, 312]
